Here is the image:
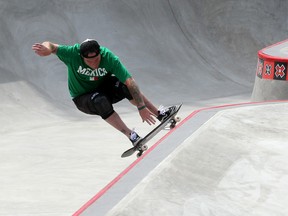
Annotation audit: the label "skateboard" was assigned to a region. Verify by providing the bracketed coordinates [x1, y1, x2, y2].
[121, 103, 182, 158]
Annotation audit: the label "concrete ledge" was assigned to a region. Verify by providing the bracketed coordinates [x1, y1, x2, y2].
[252, 39, 288, 101]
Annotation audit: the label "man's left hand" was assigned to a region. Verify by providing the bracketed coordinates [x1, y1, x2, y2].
[139, 108, 156, 125]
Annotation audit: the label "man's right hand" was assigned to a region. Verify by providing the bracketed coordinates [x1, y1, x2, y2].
[32, 42, 57, 56]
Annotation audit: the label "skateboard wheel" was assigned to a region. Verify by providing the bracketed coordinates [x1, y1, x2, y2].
[141, 144, 148, 151]
[137, 152, 142, 158]
[170, 123, 176, 129]
[175, 116, 181, 122]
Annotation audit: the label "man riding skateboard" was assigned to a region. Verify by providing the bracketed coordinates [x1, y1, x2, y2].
[32, 39, 175, 146]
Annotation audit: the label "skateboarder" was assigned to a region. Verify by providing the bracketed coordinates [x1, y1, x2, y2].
[32, 39, 174, 146]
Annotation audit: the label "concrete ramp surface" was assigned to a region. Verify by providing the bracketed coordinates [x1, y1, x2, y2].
[74, 102, 288, 216]
[106, 103, 288, 216]
[0, 0, 287, 215]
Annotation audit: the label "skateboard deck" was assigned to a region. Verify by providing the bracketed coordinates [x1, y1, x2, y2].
[121, 103, 182, 158]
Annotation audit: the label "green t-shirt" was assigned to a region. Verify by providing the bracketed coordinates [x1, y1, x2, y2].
[56, 44, 132, 98]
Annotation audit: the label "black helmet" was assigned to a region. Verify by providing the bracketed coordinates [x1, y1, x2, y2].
[80, 39, 100, 58]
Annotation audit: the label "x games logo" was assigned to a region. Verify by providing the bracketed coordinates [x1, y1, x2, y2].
[274, 62, 287, 80]
[256, 58, 288, 81]
[257, 58, 264, 78]
[265, 64, 272, 76]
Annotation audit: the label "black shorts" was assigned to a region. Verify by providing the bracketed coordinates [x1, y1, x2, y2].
[72, 76, 133, 115]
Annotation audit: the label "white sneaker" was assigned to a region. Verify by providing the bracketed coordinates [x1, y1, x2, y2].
[157, 105, 176, 122]
[129, 130, 142, 146]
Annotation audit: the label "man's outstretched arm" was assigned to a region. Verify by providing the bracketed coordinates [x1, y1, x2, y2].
[32, 41, 58, 56]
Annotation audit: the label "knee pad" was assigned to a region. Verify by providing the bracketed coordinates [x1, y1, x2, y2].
[91, 93, 114, 119]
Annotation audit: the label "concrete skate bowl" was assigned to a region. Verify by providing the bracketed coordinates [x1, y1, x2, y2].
[1, 0, 287, 115]
[1, 0, 288, 216]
